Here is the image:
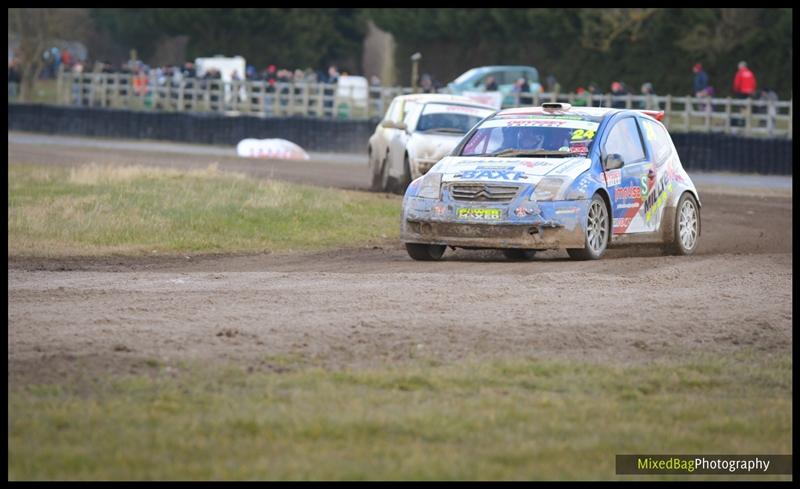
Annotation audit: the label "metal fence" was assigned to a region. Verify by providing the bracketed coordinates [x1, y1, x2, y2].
[50, 72, 793, 139]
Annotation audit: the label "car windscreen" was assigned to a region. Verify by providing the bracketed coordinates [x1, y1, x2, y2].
[452, 69, 480, 86]
[460, 116, 600, 157]
[415, 104, 493, 134]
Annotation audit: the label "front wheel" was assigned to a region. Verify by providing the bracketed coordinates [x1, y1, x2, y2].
[405, 243, 446, 261]
[398, 154, 412, 194]
[665, 192, 700, 255]
[567, 194, 609, 260]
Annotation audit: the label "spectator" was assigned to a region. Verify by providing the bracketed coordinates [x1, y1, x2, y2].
[369, 75, 381, 87]
[326, 65, 340, 84]
[692, 63, 709, 97]
[587, 82, 603, 107]
[545, 74, 560, 94]
[304, 68, 318, 84]
[182, 62, 196, 79]
[732, 61, 757, 98]
[638, 82, 656, 109]
[758, 87, 779, 129]
[133, 69, 149, 96]
[512, 77, 532, 104]
[61, 48, 73, 69]
[484, 75, 498, 91]
[420, 73, 434, 93]
[265, 64, 277, 81]
[610, 81, 627, 108]
[572, 87, 589, 107]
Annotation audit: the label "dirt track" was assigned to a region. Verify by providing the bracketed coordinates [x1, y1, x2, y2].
[8, 135, 793, 384]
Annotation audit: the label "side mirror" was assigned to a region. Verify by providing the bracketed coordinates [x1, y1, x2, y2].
[380, 120, 395, 129]
[604, 153, 625, 170]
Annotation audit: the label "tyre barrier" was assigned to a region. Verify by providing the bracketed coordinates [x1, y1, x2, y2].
[8, 104, 792, 174]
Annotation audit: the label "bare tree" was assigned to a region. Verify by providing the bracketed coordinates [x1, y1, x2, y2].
[579, 8, 659, 52]
[8, 8, 92, 102]
[674, 9, 761, 62]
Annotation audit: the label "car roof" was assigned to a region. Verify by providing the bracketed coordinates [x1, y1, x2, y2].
[393, 93, 496, 109]
[498, 106, 618, 117]
[471, 65, 538, 71]
[495, 105, 663, 123]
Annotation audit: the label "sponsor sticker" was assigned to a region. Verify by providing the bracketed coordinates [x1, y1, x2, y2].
[555, 207, 580, 215]
[456, 169, 527, 181]
[458, 208, 502, 220]
[604, 169, 621, 187]
[515, 206, 535, 217]
[615, 185, 641, 201]
[613, 217, 633, 233]
[432, 203, 448, 216]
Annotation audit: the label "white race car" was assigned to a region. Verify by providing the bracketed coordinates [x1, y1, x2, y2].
[368, 94, 495, 193]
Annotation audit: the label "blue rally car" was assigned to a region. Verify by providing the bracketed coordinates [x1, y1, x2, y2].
[400, 103, 701, 261]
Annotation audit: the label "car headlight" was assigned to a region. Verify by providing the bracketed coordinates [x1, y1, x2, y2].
[418, 172, 442, 199]
[531, 177, 568, 201]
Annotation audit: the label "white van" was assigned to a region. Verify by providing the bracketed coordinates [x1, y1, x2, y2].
[194, 55, 246, 104]
[335, 75, 369, 118]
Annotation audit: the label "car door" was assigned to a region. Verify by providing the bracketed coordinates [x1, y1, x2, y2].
[387, 102, 422, 181]
[375, 99, 405, 164]
[601, 116, 651, 235]
[638, 117, 679, 232]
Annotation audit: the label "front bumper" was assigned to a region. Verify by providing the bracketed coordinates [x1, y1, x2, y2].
[401, 195, 589, 250]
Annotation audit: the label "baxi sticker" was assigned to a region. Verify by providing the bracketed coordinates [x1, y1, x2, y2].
[456, 169, 527, 181]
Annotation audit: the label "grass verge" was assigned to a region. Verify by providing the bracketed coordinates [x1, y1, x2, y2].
[8, 351, 791, 480]
[8, 163, 401, 256]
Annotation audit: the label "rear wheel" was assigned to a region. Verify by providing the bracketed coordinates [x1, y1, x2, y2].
[502, 249, 537, 260]
[405, 243, 446, 261]
[369, 148, 382, 191]
[567, 194, 609, 260]
[380, 152, 392, 192]
[665, 192, 700, 255]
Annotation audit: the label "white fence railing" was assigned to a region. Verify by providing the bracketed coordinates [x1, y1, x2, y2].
[53, 72, 792, 138]
[515, 91, 792, 139]
[56, 71, 413, 121]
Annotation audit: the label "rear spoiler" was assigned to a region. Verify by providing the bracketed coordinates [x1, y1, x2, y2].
[638, 110, 665, 122]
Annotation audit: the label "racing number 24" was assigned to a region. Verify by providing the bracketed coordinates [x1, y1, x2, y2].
[571, 129, 596, 140]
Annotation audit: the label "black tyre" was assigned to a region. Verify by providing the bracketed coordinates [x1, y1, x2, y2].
[502, 249, 537, 260]
[567, 193, 609, 261]
[665, 192, 700, 255]
[398, 154, 412, 194]
[369, 148, 382, 191]
[405, 243, 446, 261]
[380, 152, 392, 192]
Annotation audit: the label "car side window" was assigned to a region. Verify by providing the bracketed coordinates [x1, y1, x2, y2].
[604, 117, 646, 164]
[640, 118, 673, 166]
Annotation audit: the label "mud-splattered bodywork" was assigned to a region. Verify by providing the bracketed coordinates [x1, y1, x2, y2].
[400, 107, 701, 252]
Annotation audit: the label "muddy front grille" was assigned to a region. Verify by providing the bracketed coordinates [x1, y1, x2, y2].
[449, 184, 520, 203]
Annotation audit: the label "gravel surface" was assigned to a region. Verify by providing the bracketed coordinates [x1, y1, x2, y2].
[8, 134, 793, 384]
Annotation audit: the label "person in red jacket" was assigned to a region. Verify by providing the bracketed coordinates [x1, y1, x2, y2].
[732, 61, 757, 98]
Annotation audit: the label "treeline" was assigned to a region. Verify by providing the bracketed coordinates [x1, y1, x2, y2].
[90, 8, 792, 97]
